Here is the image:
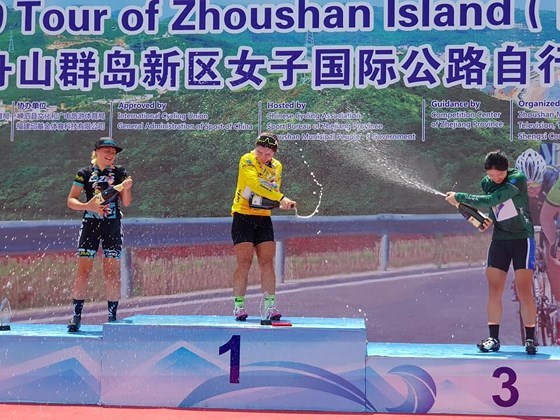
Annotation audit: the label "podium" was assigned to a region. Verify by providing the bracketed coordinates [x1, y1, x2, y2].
[366, 342, 560, 416]
[2, 317, 560, 416]
[0, 324, 103, 404]
[101, 315, 368, 412]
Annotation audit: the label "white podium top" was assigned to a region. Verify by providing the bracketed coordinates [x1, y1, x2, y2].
[0, 323, 102, 338]
[120, 314, 366, 331]
[367, 342, 560, 360]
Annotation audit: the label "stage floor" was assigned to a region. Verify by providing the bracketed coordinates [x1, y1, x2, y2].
[1, 404, 558, 420]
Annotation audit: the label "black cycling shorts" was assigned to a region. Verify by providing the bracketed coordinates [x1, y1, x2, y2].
[77, 218, 123, 259]
[231, 213, 274, 245]
[487, 237, 535, 272]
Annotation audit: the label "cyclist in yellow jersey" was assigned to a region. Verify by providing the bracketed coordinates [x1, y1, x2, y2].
[540, 177, 560, 344]
[231, 132, 296, 322]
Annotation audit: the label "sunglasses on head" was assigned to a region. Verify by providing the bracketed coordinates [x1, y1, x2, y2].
[256, 135, 278, 150]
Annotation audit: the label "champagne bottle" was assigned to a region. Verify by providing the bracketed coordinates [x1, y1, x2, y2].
[457, 202, 489, 230]
[249, 193, 280, 209]
[99, 183, 125, 205]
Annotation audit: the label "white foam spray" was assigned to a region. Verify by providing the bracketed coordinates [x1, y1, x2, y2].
[330, 139, 445, 197]
[294, 144, 323, 219]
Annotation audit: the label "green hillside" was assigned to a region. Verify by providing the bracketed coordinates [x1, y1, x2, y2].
[0, 80, 535, 220]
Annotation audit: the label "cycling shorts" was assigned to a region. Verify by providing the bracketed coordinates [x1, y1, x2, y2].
[487, 237, 535, 272]
[231, 212, 274, 246]
[77, 218, 123, 259]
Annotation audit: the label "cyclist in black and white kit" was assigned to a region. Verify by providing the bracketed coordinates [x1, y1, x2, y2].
[66, 138, 133, 332]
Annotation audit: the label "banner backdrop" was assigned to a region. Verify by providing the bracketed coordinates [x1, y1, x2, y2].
[1, 0, 559, 346]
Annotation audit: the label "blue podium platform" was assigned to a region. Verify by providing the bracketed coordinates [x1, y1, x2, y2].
[366, 342, 560, 416]
[0, 324, 103, 404]
[2, 317, 560, 416]
[101, 315, 368, 412]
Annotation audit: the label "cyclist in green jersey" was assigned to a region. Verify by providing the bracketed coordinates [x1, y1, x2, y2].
[540, 177, 560, 344]
[446, 150, 538, 355]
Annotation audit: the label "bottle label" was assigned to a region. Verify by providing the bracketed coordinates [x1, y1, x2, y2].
[249, 193, 277, 209]
[251, 194, 263, 207]
[467, 216, 482, 228]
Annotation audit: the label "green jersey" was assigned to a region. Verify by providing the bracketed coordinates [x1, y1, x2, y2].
[546, 177, 560, 207]
[455, 168, 534, 240]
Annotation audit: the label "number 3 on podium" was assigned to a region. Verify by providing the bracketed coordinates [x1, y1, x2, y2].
[492, 366, 519, 407]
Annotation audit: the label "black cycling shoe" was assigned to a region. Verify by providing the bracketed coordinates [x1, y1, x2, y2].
[477, 337, 500, 352]
[67, 315, 81, 332]
[108, 315, 117, 322]
[525, 339, 538, 355]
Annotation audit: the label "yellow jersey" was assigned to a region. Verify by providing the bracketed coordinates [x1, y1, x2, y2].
[231, 150, 284, 216]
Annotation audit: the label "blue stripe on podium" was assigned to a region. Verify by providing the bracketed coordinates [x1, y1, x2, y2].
[119, 314, 366, 329]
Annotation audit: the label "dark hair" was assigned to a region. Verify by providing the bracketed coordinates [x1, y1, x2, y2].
[484, 150, 509, 171]
[255, 132, 279, 152]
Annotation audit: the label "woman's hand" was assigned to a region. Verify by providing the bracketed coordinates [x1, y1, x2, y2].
[280, 197, 296, 210]
[445, 191, 459, 207]
[479, 218, 493, 232]
[121, 177, 133, 190]
[87, 196, 107, 216]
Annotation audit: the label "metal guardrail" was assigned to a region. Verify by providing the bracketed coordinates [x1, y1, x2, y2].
[0, 214, 473, 252]
[0, 214, 475, 295]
